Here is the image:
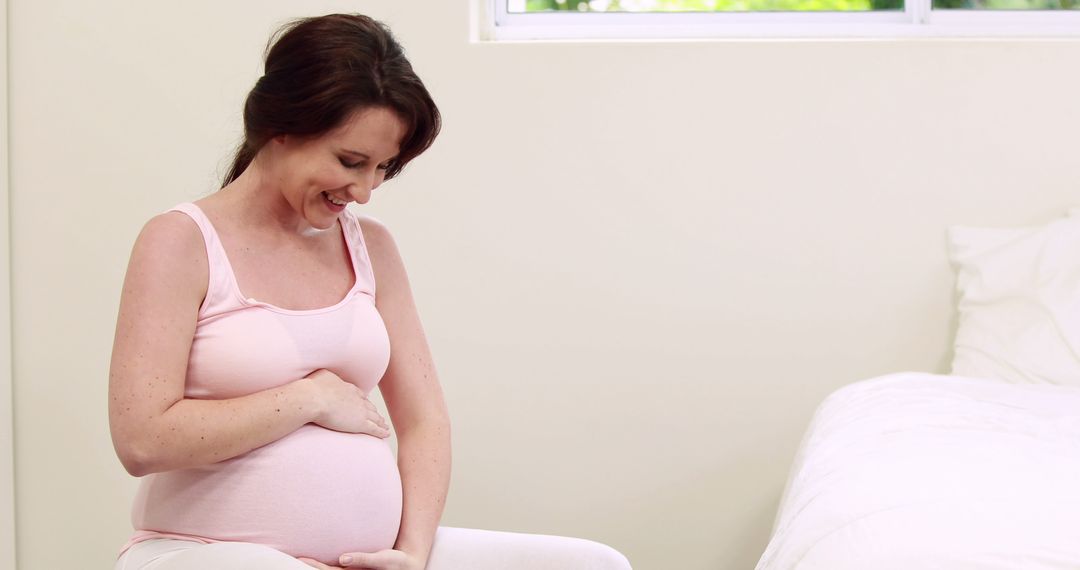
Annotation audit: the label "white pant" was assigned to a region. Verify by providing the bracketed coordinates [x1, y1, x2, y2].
[115, 528, 632, 570]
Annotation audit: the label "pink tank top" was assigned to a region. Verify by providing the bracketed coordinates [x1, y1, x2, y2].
[121, 203, 401, 563]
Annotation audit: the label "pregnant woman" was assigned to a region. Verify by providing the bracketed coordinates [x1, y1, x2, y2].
[110, 12, 633, 570]
[109, 14, 448, 569]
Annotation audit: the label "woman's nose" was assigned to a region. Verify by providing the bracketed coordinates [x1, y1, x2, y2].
[345, 183, 368, 203]
[353, 170, 384, 197]
[347, 175, 377, 202]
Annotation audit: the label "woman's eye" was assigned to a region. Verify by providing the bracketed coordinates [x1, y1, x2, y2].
[339, 157, 363, 169]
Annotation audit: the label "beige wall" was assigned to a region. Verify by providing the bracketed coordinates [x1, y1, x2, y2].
[1, 0, 14, 567]
[7, 1, 1080, 569]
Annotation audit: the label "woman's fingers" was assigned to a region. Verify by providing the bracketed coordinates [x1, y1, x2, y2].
[361, 398, 389, 430]
[339, 551, 380, 568]
[369, 419, 390, 438]
[297, 557, 344, 569]
[339, 549, 408, 569]
[306, 370, 391, 435]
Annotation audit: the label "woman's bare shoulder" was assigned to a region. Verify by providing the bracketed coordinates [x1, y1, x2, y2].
[136, 211, 205, 260]
[126, 211, 208, 301]
[354, 214, 411, 296]
[355, 213, 391, 241]
[355, 214, 399, 260]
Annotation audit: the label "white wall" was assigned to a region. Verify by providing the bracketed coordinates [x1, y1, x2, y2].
[8, 1, 1080, 569]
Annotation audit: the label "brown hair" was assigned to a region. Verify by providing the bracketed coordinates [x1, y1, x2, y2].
[223, 14, 441, 186]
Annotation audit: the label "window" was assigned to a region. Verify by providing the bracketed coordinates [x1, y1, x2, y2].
[522, 0, 902, 12]
[520, 0, 1080, 12]
[488, 0, 1080, 38]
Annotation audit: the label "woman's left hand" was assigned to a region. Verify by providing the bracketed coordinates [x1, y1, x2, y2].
[297, 558, 343, 569]
[296, 550, 422, 570]
[337, 549, 424, 570]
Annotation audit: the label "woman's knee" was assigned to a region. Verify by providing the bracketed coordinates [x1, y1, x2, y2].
[574, 539, 632, 570]
[546, 536, 632, 570]
[429, 527, 632, 570]
[190, 542, 311, 569]
[122, 540, 310, 570]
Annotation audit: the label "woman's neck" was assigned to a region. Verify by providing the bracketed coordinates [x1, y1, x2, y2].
[216, 154, 326, 238]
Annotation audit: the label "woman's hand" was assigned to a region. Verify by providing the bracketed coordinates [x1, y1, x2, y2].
[304, 369, 390, 438]
[338, 549, 424, 570]
[297, 549, 422, 570]
[297, 558, 343, 569]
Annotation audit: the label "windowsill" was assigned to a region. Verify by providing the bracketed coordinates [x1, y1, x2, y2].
[483, 8, 1080, 40]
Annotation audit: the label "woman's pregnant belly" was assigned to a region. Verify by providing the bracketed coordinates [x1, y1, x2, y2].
[132, 425, 402, 564]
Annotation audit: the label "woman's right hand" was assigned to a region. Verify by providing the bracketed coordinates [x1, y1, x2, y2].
[303, 369, 391, 438]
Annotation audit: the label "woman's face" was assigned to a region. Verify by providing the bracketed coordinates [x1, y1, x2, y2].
[274, 106, 406, 230]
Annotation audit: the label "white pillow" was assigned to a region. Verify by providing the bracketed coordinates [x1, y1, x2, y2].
[948, 215, 1080, 385]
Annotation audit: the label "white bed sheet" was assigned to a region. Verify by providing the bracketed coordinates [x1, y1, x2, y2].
[756, 372, 1080, 570]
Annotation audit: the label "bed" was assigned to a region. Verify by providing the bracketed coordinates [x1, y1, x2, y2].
[756, 210, 1080, 570]
[756, 373, 1080, 570]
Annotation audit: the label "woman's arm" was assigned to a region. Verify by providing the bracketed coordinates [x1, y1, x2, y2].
[360, 217, 451, 568]
[109, 213, 386, 477]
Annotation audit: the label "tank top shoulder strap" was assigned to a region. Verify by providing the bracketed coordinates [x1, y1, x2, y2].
[166, 202, 243, 318]
[340, 209, 378, 299]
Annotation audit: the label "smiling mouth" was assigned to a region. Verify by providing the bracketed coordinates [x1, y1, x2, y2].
[322, 192, 347, 207]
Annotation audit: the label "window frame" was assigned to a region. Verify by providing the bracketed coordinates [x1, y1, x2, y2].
[485, 0, 1080, 39]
